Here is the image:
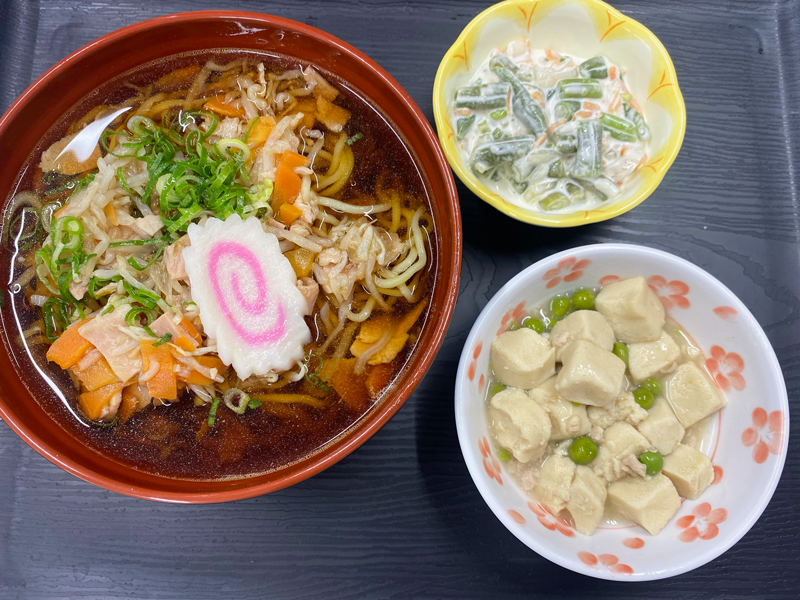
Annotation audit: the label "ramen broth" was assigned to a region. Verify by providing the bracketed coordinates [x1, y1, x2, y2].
[0, 50, 435, 480]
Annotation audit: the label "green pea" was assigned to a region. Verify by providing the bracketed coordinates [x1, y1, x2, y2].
[640, 378, 663, 397]
[633, 388, 654, 410]
[612, 341, 629, 366]
[551, 296, 571, 319]
[571, 289, 595, 311]
[489, 108, 508, 120]
[523, 317, 545, 334]
[638, 451, 663, 476]
[496, 447, 512, 461]
[568, 436, 598, 465]
[489, 382, 506, 397]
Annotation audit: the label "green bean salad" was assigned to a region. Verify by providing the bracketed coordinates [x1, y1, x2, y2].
[452, 40, 650, 214]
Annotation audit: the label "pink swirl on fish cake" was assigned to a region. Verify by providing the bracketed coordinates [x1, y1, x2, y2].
[208, 240, 286, 346]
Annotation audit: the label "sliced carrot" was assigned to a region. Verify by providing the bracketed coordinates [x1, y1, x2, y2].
[277, 203, 304, 226]
[608, 92, 621, 114]
[245, 115, 276, 150]
[573, 110, 593, 119]
[203, 95, 245, 119]
[284, 247, 316, 278]
[531, 90, 545, 107]
[140, 340, 177, 400]
[329, 358, 370, 411]
[315, 96, 351, 132]
[547, 119, 567, 135]
[545, 47, 561, 61]
[272, 154, 303, 209]
[278, 150, 310, 170]
[46, 318, 93, 369]
[609, 65, 618, 81]
[103, 202, 119, 226]
[365, 363, 394, 399]
[176, 355, 228, 385]
[582, 101, 601, 112]
[179, 316, 202, 345]
[78, 382, 125, 421]
[72, 356, 119, 392]
[119, 383, 150, 423]
[154, 65, 201, 92]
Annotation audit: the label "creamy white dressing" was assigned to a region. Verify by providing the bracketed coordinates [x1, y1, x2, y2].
[452, 40, 649, 215]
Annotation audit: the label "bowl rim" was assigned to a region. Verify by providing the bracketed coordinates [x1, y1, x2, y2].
[432, 0, 687, 228]
[0, 10, 462, 503]
[454, 243, 789, 579]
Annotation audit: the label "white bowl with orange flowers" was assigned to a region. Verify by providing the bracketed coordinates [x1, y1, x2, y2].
[455, 243, 788, 580]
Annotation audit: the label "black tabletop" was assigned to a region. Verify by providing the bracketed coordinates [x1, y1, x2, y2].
[1, 1, 798, 598]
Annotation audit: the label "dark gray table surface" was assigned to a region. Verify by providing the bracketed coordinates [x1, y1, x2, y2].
[1, 1, 798, 598]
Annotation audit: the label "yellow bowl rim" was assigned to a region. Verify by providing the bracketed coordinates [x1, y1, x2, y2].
[432, 0, 687, 227]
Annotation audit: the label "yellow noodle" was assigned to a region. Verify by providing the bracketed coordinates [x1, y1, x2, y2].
[390, 191, 402, 233]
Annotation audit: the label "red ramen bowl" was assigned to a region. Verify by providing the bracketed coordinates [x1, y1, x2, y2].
[0, 12, 461, 502]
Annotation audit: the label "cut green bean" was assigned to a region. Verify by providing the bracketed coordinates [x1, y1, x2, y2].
[600, 112, 638, 142]
[539, 191, 570, 211]
[565, 181, 585, 202]
[557, 78, 603, 99]
[489, 109, 507, 120]
[624, 104, 651, 140]
[578, 56, 608, 79]
[554, 100, 581, 120]
[454, 83, 511, 109]
[575, 178, 608, 201]
[490, 55, 548, 136]
[512, 150, 558, 182]
[571, 119, 602, 178]
[551, 130, 577, 155]
[547, 159, 567, 179]
[456, 115, 475, 139]
[470, 137, 537, 174]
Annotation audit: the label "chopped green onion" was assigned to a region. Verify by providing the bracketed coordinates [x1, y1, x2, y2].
[108, 235, 168, 248]
[125, 306, 159, 328]
[304, 353, 332, 392]
[247, 399, 262, 409]
[207, 397, 221, 427]
[127, 242, 167, 271]
[152, 333, 172, 347]
[42, 297, 71, 342]
[345, 132, 363, 145]
[223, 388, 252, 415]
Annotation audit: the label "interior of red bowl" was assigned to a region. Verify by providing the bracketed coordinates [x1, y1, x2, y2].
[0, 11, 461, 502]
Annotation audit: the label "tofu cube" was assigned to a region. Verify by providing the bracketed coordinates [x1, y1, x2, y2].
[636, 397, 685, 455]
[491, 328, 556, 389]
[592, 422, 652, 482]
[628, 331, 681, 383]
[607, 474, 681, 535]
[555, 340, 626, 406]
[549, 310, 615, 361]
[662, 443, 714, 500]
[529, 377, 591, 440]
[595, 277, 665, 343]
[665, 363, 727, 427]
[587, 392, 648, 430]
[488, 388, 552, 463]
[567, 466, 607, 535]
[533, 454, 576, 515]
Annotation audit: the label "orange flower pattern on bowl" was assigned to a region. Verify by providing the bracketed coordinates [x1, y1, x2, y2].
[676, 503, 728, 543]
[742, 408, 783, 464]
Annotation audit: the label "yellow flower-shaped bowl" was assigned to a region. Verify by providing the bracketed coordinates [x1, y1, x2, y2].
[433, 0, 686, 227]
